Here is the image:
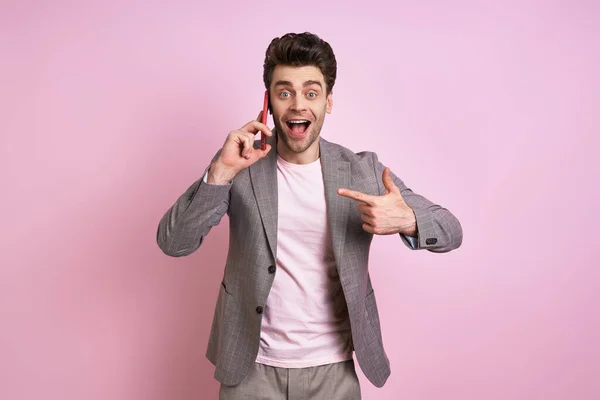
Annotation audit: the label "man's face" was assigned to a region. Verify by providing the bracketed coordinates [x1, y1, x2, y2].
[269, 65, 333, 156]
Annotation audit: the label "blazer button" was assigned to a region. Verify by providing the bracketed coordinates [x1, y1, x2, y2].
[426, 238, 438, 245]
[256, 306, 263, 314]
[268, 265, 276, 274]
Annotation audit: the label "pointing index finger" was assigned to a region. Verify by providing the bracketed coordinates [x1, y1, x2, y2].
[337, 188, 376, 205]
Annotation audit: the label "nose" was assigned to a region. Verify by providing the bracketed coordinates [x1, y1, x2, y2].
[290, 95, 308, 112]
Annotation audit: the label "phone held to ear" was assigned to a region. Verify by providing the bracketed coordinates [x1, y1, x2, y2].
[261, 90, 269, 150]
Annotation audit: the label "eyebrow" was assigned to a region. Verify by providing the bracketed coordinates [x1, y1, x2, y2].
[274, 80, 323, 89]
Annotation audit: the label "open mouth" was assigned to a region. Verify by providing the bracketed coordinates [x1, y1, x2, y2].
[286, 119, 311, 137]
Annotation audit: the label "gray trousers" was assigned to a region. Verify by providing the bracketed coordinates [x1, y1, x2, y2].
[219, 360, 361, 400]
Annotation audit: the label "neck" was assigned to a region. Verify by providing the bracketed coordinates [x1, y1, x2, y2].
[276, 137, 320, 165]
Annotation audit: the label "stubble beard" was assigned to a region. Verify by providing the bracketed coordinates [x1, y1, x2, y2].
[273, 110, 326, 154]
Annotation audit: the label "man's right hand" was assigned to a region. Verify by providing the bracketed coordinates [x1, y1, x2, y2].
[207, 111, 273, 185]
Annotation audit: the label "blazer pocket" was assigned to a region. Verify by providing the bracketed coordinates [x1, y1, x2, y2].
[364, 290, 384, 346]
[221, 280, 237, 298]
[207, 280, 234, 361]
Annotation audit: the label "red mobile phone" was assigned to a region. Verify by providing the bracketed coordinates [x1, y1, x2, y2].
[261, 90, 269, 150]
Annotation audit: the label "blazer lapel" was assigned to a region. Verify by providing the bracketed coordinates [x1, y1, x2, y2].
[249, 136, 351, 265]
[320, 138, 351, 266]
[249, 132, 279, 262]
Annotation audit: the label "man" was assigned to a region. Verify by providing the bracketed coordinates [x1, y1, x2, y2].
[157, 32, 462, 399]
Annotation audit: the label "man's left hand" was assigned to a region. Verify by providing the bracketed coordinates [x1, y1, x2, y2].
[337, 168, 417, 236]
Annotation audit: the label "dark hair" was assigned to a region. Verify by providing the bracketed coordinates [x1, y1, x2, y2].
[263, 32, 337, 95]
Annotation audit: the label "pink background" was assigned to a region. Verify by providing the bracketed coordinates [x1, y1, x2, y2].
[1, 1, 599, 399]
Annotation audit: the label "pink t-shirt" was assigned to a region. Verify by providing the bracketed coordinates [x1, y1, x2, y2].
[255, 155, 353, 368]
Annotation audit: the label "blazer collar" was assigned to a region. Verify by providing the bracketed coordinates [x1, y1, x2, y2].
[249, 130, 279, 262]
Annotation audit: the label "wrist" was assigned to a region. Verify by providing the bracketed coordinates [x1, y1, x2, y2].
[406, 211, 418, 236]
[399, 208, 418, 236]
[403, 223, 417, 237]
[207, 160, 236, 185]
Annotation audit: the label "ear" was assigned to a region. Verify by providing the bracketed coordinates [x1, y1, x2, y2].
[326, 91, 333, 114]
[267, 90, 273, 114]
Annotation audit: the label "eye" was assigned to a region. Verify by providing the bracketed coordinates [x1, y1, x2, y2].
[280, 91, 291, 98]
[307, 92, 317, 99]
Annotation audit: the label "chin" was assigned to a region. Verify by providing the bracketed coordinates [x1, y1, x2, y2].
[275, 119, 322, 154]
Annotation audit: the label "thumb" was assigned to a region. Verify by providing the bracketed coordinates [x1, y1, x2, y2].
[258, 144, 272, 159]
[382, 168, 400, 195]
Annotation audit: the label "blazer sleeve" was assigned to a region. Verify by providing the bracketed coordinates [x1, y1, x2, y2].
[371, 153, 463, 253]
[156, 153, 231, 257]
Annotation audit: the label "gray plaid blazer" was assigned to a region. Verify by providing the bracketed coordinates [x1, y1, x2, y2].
[157, 135, 463, 387]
